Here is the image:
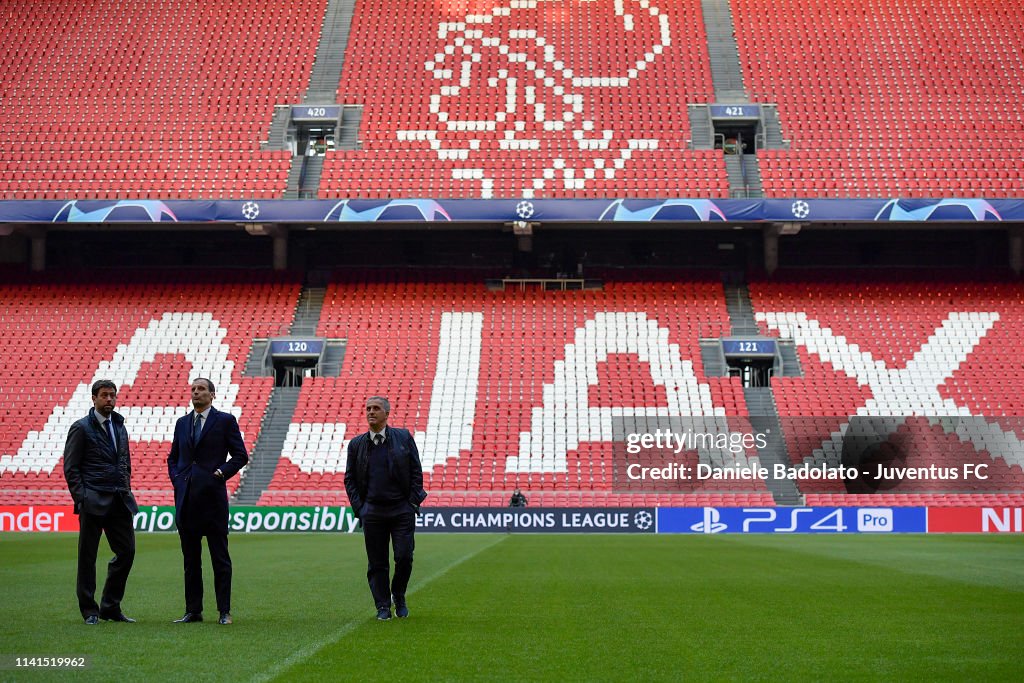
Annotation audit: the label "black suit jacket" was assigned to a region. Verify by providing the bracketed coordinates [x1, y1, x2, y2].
[63, 409, 138, 517]
[168, 406, 248, 535]
[344, 426, 428, 518]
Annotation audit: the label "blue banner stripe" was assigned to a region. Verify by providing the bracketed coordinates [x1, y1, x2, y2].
[656, 507, 927, 533]
[0, 198, 1019, 224]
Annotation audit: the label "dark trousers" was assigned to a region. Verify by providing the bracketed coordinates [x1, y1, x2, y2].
[76, 502, 135, 619]
[362, 502, 416, 609]
[178, 531, 232, 614]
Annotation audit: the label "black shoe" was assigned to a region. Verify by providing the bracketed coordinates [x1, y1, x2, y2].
[173, 612, 203, 623]
[84, 615, 99, 625]
[376, 607, 392, 621]
[394, 597, 409, 618]
[101, 612, 136, 623]
[218, 612, 232, 625]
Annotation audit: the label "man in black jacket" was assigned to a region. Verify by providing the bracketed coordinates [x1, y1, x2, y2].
[508, 488, 528, 507]
[63, 379, 139, 624]
[345, 396, 428, 620]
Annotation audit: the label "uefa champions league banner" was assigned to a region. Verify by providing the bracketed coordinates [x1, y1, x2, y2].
[0, 198, 1022, 224]
[657, 507, 928, 534]
[159, 506, 658, 534]
[413, 507, 656, 533]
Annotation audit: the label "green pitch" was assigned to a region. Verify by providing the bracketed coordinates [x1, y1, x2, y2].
[1, 533, 1022, 681]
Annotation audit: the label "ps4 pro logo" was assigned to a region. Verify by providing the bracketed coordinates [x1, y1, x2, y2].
[688, 507, 865, 534]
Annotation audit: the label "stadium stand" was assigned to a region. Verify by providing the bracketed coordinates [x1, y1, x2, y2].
[733, 0, 1024, 197]
[261, 277, 773, 506]
[1, 0, 1022, 513]
[3, 270, 1023, 508]
[6, 270, 1023, 508]
[0, 272, 301, 505]
[6, 0, 1020, 201]
[0, 0, 323, 199]
[749, 275, 1024, 505]
[320, 0, 728, 199]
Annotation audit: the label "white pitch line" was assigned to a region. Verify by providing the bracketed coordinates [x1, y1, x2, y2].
[250, 534, 509, 683]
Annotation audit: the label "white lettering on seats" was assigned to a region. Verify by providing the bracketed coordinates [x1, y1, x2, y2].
[756, 311, 1023, 469]
[398, 0, 671, 198]
[507, 312, 740, 473]
[283, 312, 482, 473]
[0, 313, 239, 474]
[414, 312, 483, 470]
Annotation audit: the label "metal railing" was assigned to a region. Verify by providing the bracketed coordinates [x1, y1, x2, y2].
[698, 321, 769, 339]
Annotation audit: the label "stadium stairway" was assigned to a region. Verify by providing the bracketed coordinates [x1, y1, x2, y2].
[235, 282, 330, 502]
[776, 339, 803, 378]
[290, 287, 327, 336]
[701, 0, 766, 198]
[722, 277, 802, 504]
[297, 156, 326, 199]
[744, 387, 802, 505]
[725, 277, 800, 379]
[277, 0, 358, 198]
[739, 154, 764, 197]
[724, 154, 764, 198]
[337, 106, 364, 150]
[283, 162, 304, 200]
[320, 340, 347, 378]
[244, 340, 272, 378]
[233, 386, 301, 504]
[261, 105, 294, 153]
[723, 280, 760, 336]
[700, 340, 727, 378]
[701, 0, 747, 102]
[304, 0, 357, 101]
[688, 105, 716, 150]
[761, 104, 790, 150]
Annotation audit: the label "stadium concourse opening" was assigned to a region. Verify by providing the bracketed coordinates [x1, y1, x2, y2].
[727, 357, 772, 387]
[273, 356, 316, 387]
[714, 122, 758, 157]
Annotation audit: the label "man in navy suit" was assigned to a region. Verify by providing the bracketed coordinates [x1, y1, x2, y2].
[167, 377, 248, 625]
[345, 396, 428, 620]
[64, 379, 139, 624]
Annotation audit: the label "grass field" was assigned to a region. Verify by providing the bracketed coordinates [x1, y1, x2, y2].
[1, 532, 1022, 681]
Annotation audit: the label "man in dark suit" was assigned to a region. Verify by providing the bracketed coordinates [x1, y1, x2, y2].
[167, 377, 248, 625]
[63, 379, 139, 625]
[345, 396, 428, 620]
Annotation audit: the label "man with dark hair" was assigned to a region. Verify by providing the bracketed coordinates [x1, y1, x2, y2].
[168, 377, 248, 625]
[63, 379, 138, 624]
[508, 488, 528, 507]
[345, 396, 428, 620]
